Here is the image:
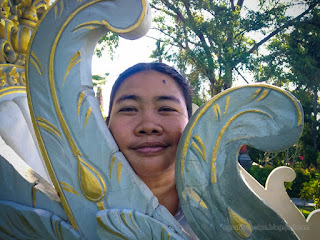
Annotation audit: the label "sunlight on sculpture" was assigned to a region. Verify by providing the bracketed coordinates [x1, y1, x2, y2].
[0, 0, 319, 239]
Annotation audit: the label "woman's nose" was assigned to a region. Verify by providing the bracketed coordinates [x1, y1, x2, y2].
[134, 111, 163, 136]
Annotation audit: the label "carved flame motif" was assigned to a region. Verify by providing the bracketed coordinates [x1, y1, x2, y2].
[77, 156, 106, 202]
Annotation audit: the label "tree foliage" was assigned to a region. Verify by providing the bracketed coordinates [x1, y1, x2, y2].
[150, 0, 319, 100]
[251, 4, 320, 166]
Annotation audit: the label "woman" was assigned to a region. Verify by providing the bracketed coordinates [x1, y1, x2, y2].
[107, 62, 197, 239]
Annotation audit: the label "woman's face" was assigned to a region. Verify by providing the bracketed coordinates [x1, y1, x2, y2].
[108, 70, 188, 178]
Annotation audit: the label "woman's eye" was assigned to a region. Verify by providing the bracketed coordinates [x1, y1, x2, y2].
[159, 107, 177, 112]
[119, 107, 137, 112]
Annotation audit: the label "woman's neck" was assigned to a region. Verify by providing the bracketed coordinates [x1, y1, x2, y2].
[139, 168, 179, 215]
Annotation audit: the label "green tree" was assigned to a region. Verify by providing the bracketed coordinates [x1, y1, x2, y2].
[251, 7, 320, 166]
[150, 0, 319, 99]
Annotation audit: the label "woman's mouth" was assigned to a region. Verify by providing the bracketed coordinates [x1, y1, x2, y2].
[131, 142, 169, 154]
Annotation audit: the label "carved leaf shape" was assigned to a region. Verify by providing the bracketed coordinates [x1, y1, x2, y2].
[176, 85, 303, 239]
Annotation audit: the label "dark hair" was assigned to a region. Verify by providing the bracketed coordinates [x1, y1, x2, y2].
[108, 62, 192, 119]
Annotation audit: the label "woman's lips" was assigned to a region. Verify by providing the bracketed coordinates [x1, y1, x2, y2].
[131, 142, 168, 154]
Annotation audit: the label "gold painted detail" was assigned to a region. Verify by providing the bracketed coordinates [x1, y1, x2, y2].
[62, 51, 81, 87]
[228, 208, 252, 239]
[77, 91, 85, 116]
[18, 214, 36, 234]
[77, 156, 106, 202]
[37, 117, 61, 139]
[0, 0, 49, 84]
[256, 89, 269, 102]
[191, 134, 206, 161]
[0, 85, 25, 98]
[121, 212, 137, 237]
[117, 162, 122, 184]
[223, 95, 230, 115]
[212, 104, 221, 121]
[161, 226, 171, 240]
[110, 155, 116, 178]
[251, 89, 261, 100]
[72, 0, 147, 34]
[0, 226, 14, 237]
[60, 181, 80, 196]
[97, 201, 105, 210]
[180, 157, 185, 178]
[30, 51, 43, 76]
[32, 186, 37, 207]
[129, 212, 139, 230]
[187, 188, 208, 209]
[0, 65, 25, 88]
[84, 107, 92, 127]
[211, 109, 271, 183]
[161, 226, 165, 240]
[54, 220, 64, 240]
[54, 0, 64, 20]
[97, 216, 128, 240]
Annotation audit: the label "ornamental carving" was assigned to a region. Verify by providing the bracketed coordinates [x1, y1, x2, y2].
[0, 0, 49, 89]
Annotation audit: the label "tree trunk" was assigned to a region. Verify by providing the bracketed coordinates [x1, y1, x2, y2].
[313, 87, 318, 166]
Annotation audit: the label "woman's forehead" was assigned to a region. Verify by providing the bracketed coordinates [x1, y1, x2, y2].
[114, 70, 184, 98]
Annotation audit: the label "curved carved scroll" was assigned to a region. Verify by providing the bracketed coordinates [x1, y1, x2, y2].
[27, 0, 188, 239]
[176, 84, 303, 239]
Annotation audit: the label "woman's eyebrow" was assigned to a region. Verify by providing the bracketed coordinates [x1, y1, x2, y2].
[115, 94, 140, 104]
[154, 95, 182, 104]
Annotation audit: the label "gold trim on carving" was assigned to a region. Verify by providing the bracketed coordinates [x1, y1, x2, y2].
[252, 89, 261, 100]
[110, 155, 116, 178]
[54, 220, 64, 240]
[161, 226, 165, 240]
[117, 162, 122, 184]
[60, 181, 80, 196]
[228, 208, 252, 238]
[188, 188, 208, 209]
[62, 51, 81, 87]
[187, 188, 208, 209]
[77, 91, 85, 116]
[191, 134, 206, 161]
[54, 0, 64, 19]
[223, 95, 230, 115]
[18, 214, 36, 234]
[72, 0, 147, 34]
[97, 216, 128, 240]
[84, 107, 92, 127]
[36, 117, 61, 138]
[129, 212, 139, 230]
[36, 117, 60, 133]
[0, 86, 25, 93]
[0, 90, 26, 98]
[77, 156, 106, 202]
[73, 20, 102, 33]
[211, 109, 271, 183]
[97, 201, 105, 210]
[256, 89, 269, 102]
[121, 212, 137, 236]
[180, 157, 185, 177]
[0, 226, 14, 237]
[32, 186, 37, 207]
[212, 104, 221, 121]
[30, 51, 43, 75]
[37, 121, 61, 139]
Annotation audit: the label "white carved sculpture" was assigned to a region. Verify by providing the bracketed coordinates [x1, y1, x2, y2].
[0, 0, 319, 239]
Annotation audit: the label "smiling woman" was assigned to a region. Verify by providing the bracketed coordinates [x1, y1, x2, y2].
[107, 62, 199, 238]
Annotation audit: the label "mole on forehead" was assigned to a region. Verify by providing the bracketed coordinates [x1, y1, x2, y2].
[163, 79, 166, 84]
